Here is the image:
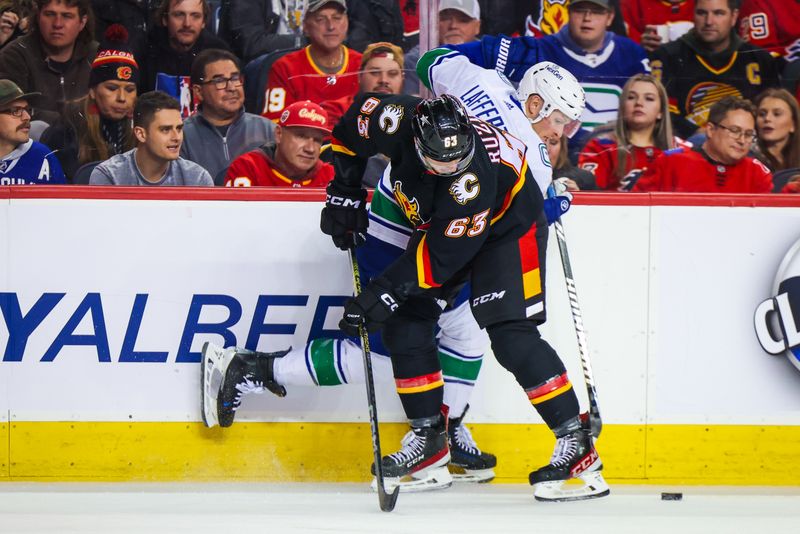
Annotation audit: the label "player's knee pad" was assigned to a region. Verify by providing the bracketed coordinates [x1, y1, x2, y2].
[486, 320, 566, 386]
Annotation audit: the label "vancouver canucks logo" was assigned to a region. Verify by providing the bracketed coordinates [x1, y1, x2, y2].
[449, 173, 479, 205]
[379, 105, 404, 134]
[393, 181, 422, 226]
[754, 238, 800, 373]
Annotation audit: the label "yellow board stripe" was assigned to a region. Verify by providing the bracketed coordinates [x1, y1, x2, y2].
[522, 267, 541, 299]
[530, 382, 572, 404]
[397, 379, 444, 394]
[5, 422, 800, 485]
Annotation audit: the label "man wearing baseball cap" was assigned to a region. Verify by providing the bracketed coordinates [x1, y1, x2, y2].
[225, 100, 334, 187]
[261, 0, 362, 121]
[0, 79, 65, 184]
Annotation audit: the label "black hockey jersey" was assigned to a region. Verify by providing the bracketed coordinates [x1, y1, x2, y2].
[651, 30, 780, 138]
[330, 93, 542, 295]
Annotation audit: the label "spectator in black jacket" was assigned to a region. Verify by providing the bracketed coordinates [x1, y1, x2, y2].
[223, 0, 402, 63]
[91, 0, 158, 63]
[140, 0, 229, 114]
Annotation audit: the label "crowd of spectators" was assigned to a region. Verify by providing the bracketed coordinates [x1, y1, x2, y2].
[0, 0, 796, 192]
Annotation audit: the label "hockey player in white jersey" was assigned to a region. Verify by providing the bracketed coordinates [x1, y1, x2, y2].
[411, 46, 609, 502]
[203, 51, 607, 501]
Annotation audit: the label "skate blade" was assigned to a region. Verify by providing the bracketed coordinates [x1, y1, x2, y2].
[448, 465, 495, 484]
[533, 471, 610, 502]
[201, 341, 232, 428]
[371, 466, 453, 493]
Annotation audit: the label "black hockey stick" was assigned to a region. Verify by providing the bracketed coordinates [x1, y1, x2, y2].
[552, 216, 603, 438]
[348, 249, 400, 512]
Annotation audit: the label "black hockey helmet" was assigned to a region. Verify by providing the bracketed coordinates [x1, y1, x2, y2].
[411, 94, 475, 176]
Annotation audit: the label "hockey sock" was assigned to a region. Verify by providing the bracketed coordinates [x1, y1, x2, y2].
[439, 345, 482, 419]
[272, 338, 393, 387]
[487, 320, 579, 429]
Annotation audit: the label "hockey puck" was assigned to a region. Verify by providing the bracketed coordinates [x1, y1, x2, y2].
[661, 492, 683, 501]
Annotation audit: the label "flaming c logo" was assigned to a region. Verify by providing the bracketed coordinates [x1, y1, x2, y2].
[527, 0, 569, 37]
[393, 181, 422, 226]
[117, 66, 133, 81]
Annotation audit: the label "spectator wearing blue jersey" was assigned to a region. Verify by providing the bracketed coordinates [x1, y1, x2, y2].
[0, 79, 65, 184]
[447, 0, 649, 159]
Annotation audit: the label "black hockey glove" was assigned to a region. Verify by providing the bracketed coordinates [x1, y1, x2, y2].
[320, 181, 368, 250]
[339, 278, 400, 337]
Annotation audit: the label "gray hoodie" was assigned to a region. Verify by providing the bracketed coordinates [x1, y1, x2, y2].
[90, 149, 213, 186]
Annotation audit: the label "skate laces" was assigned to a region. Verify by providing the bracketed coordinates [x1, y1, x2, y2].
[451, 423, 480, 455]
[550, 433, 579, 467]
[388, 429, 427, 464]
[232, 376, 266, 410]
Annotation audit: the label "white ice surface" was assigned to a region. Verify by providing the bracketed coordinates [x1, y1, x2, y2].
[0, 483, 798, 534]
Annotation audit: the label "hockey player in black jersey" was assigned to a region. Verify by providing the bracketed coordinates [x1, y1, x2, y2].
[320, 92, 609, 502]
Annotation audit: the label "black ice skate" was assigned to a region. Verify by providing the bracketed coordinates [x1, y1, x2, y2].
[448, 405, 497, 483]
[529, 425, 610, 502]
[371, 415, 451, 493]
[201, 341, 288, 428]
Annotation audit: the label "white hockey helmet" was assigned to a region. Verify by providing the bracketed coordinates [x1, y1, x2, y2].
[517, 61, 585, 137]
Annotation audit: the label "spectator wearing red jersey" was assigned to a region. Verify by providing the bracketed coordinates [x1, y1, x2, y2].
[261, 0, 361, 121]
[622, 0, 694, 52]
[739, 0, 800, 61]
[633, 96, 773, 192]
[579, 73, 686, 191]
[225, 100, 334, 187]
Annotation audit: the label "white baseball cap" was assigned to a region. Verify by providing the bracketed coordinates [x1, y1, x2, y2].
[439, 0, 480, 19]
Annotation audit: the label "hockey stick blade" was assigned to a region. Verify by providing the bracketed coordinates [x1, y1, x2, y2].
[553, 217, 603, 438]
[349, 249, 400, 512]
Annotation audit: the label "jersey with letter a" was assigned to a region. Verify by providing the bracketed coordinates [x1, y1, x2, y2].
[331, 93, 541, 292]
[0, 140, 66, 185]
[262, 46, 362, 121]
[632, 146, 773, 193]
[739, 0, 800, 61]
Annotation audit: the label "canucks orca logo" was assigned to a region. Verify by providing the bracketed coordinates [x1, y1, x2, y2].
[754, 238, 800, 373]
[393, 181, 423, 226]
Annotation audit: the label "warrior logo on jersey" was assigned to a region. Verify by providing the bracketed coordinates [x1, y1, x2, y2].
[449, 173, 480, 205]
[525, 0, 569, 38]
[685, 82, 743, 127]
[379, 105, 404, 134]
[754, 238, 800, 374]
[393, 181, 423, 226]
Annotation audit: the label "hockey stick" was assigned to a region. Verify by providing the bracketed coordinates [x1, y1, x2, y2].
[348, 249, 400, 512]
[552, 216, 603, 438]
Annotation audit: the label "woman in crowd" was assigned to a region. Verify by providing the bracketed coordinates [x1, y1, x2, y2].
[753, 88, 800, 192]
[0, 0, 32, 50]
[41, 25, 138, 181]
[578, 73, 686, 191]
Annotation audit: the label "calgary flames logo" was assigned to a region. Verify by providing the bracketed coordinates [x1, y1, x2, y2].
[116, 66, 132, 80]
[393, 181, 423, 226]
[526, 0, 569, 37]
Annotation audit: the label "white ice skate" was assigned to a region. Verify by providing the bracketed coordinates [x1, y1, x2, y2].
[201, 341, 238, 428]
[529, 428, 610, 502]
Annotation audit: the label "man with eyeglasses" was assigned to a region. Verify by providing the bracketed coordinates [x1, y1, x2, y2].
[181, 48, 275, 184]
[633, 96, 773, 192]
[141, 0, 230, 116]
[0, 79, 65, 185]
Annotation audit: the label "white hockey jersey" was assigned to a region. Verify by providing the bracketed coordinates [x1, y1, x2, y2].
[423, 48, 553, 196]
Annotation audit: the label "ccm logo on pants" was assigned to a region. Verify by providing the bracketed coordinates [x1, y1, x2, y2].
[473, 290, 506, 306]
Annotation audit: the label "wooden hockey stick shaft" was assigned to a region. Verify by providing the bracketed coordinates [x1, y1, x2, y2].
[553, 218, 603, 438]
[348, 249, 400, 512]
